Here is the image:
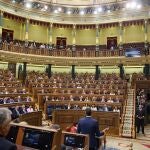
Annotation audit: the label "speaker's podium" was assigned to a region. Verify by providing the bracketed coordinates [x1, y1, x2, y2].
[7, 123, 61, 150]
[61, 131, 89, 150]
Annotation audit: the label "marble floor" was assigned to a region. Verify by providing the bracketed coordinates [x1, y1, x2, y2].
[106, 136, 150, 150]
[106, 125, 150, 150]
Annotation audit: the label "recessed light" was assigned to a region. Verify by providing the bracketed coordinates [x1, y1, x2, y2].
[107, 10, 111, 13]
[25, 3, 32, 9]
[67, 11, 71, 14]
[54, 10, 58, 13]
[98, 7, 102, 12]
[44, 5, 48, 10]
[12, 0, 15, 3]
[137, 4, 142, 9]
[80, 11, 84, 15]
[126, 3, 130, 9]
[93, 10, 97, 14]
[131, 2, 137, 9]
[58, 7, 62, 11]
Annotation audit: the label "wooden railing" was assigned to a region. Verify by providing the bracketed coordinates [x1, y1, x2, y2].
[1, 43, 124, 57]
[1, 42, 148, 57]
[19, 111, 42, 126]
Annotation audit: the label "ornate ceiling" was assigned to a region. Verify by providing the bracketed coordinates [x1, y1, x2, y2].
[0, 0, 150, 24]
[38, 0, 125, 6]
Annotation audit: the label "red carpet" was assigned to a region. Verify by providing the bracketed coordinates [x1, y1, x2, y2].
[142, 144, 150, 148]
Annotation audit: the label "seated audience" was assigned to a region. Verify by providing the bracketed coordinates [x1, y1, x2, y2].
[113, 107, 120, 113]
[70, 122, 78, 133]
[11, 106, 20, 119]
[27, 105, 34, 112]
[103, 104, 109, 112]
[107, 97, 114, 103]
[18, 105, 27, 114]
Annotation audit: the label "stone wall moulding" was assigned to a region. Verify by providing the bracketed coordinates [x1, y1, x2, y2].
[0, 50, 148, 66]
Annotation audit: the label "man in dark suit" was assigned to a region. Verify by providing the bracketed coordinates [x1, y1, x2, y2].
[136, 105, 145, 134]
[11, 106, 20, 119]
[77, 107, 108, 150]
[0, 108, 17, 150]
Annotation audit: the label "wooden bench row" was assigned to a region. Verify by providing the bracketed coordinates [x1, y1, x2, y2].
[32, 87, 126, 98]
[39, 94, 126, 110]
[0, 101, 35, 108]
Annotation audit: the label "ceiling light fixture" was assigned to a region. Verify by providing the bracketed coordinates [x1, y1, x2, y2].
[130, 1, 137, 9]
[12, 0, 15, 3]
[98, 7, 102, 12]
[54, 10, 58, 13]
[80, 10, 84, 15]
[58, 7, 62, 11]
[107, 10, 111, 13]
[25, 3, 32, 9]
[44, 5, 48, 10]
[137, 4, 142, 9]
[93, 10, 97, 14]
[67, 11, 71, 15]
[126, 3, 130, 9]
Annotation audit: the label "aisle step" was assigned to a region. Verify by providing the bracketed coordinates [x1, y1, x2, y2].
[121, 87, 135, 138]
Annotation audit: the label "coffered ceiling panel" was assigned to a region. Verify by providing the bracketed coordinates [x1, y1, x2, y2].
[39, 0, 124, 5]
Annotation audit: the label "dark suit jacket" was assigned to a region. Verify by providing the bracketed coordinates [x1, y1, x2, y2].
[0, 136, 17, 150]
[77, 116, 104, 149]
[11, 108, 20, 119]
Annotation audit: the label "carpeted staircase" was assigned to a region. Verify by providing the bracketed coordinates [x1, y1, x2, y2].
[121, 83, 135, 138]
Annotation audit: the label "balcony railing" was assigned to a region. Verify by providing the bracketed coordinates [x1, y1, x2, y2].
[1, 43, 149, 57]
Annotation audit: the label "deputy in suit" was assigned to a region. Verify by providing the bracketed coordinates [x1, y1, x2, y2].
[0, 108, 17, 150]
[77, 107, 107, 150]
[136, 105, 145, 134]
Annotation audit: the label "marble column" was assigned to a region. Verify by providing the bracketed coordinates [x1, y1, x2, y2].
[25, 18, 29, 41]
[118, 64, 124, 79]
[0, 11, 3, 42]
[47, 64, 52, 78]
[144, 20, 148, 43]
[49, 23, 53, 48]
[95, 65, 99, 80]
[72, 24, 76, 56]
[72, 65, 75, 79]
[144, 20, 149, 55]
[23, 62, 27, 84]
[95, 24, 100, 57]
[119, 22, 123, 49]
[143, 64, 150, 77]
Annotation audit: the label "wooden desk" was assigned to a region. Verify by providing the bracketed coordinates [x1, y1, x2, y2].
[32, 87, 126, 99]
[17, 145, 37, 150]
[52, 110, 120, 136]
[0, 101, 35, 108]
[136, 80, 150, 89]
[39, 94, 125, 110]
[44, 101, 123, 119]
[0, 81, 22, 87]
[61, 131, 89, 150]
[19, 111, 42, 126]
[11, 123, 62, 150]
[0, 93, 32, 97]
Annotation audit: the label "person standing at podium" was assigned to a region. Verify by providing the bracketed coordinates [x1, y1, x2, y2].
[0, 108, 17, 150]
[77, 107, 108, 150]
